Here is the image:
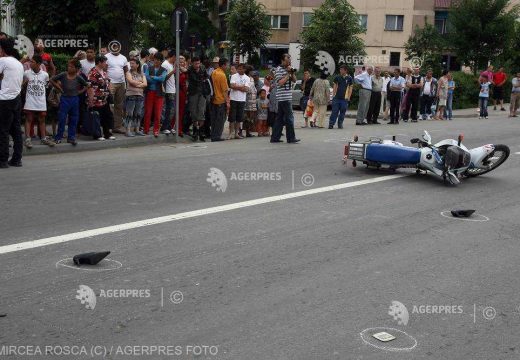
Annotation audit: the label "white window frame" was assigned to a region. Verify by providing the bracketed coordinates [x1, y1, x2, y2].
[385, 15, 404, 31]
[269, 15, 289, 29]
[303, 13, 313, 28]
[359, 14, 368, 30]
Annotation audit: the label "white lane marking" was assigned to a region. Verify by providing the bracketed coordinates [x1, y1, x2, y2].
[515, 152, 520, 155]
[0, 174, 406, 255]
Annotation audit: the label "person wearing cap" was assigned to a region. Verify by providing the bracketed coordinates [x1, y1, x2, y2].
[160, 50, 176, 135]
[105, 41, 128, 133]
[208, 57, 219, 78]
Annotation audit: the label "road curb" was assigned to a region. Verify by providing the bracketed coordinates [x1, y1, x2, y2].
[20, 134, 192, 156]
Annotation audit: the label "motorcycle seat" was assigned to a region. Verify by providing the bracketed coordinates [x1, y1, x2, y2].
[365, 143, 421, 165]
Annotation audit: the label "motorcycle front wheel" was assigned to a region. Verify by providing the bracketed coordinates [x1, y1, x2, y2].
[465, 144, 510, 177]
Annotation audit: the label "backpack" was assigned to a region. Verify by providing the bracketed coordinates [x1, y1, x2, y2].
[202, 77, 213, 97]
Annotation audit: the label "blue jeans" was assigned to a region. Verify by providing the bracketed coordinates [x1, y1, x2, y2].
[271, 101, 296, 142]
[55, 96, 79, 141]
[125, 96, 144, 129]
[445, 93, 453, 119]
[329, 98, 348, 127]
[300, 95, 309, 117]
[479, 97, 489, 117]
[161, 93, 176, 131]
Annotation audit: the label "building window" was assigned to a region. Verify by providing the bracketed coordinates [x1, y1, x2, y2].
[303, 13, 313, 27]
[268, 15, 289, 29]
[435, 18, 448, 34]
[385, 15, 404, 31]
[390, 52, 401, 67]
[359, 15, 368, 30]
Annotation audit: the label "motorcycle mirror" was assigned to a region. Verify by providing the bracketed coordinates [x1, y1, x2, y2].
[422, 131, 432, 144]
[410, 138, 420, 144]
[458, 134, 464, 146]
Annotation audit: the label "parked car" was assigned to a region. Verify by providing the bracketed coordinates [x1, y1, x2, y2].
[292, 80, 333, 109]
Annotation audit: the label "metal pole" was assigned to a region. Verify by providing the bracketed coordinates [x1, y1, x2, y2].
[175, 10, 180, 142]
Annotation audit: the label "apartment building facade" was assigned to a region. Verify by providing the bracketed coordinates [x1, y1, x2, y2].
[214, 0, 518, 70]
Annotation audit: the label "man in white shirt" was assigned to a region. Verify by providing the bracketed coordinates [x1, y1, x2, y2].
[105, 42, 128, 133]
[420, 70, 437, 120]
[229, 63, 249, 139]
[381, 72, 391, 120]
[388, 68, 406, 124]
[0, 38, 24, 168]
[160, 50, 176, 134]
[80, 46, 96, 78]
[354, 66, 373, 125]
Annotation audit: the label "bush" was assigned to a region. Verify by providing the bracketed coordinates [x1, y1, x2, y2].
[451, 71, 512, 109]
[52, 53, 74, 74]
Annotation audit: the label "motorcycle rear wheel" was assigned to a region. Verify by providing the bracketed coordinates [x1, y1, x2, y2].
[465, 144, 510, 177]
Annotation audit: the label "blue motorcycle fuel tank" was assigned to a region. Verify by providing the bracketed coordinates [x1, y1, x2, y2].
[365, 143, 422, 165]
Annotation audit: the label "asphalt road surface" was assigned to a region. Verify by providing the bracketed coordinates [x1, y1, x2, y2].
[1, 114, 520, 359]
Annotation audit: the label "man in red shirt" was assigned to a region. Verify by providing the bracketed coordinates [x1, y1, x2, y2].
[493, 67, 507, 111]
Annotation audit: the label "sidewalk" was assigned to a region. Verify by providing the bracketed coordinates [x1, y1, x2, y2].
[17, 106, 506, 156]
[18, 130, 191, 156]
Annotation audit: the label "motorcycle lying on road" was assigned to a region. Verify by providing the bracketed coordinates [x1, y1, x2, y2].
[343, 131, 510, 185]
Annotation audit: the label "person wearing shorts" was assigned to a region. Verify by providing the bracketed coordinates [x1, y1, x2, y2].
[23, 54, 54, 148]
[493, 67, 507, 111]
[228, 63, 249, 139]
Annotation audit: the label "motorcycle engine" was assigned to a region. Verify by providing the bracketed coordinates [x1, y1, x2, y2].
[444, 146, 471, 169]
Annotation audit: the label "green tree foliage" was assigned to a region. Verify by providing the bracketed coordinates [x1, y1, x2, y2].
[448, 0, 519, 73]
[405, 22, 446, 74]
[300, 0, 365, 73]
[226, 0, 271, 59]
[12, 0, 216, 54]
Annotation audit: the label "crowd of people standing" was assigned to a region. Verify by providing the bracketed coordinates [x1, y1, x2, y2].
[1, 31, 519, 169]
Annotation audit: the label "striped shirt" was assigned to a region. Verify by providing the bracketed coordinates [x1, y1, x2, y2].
[274, 66, 293, 102]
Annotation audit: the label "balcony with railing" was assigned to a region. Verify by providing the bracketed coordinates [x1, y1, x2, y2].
[435, 0, 452, 9]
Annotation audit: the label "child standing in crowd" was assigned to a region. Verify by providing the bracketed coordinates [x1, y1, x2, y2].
[244, 66, 257, 137]
[267, 71, 278, 135]
[50, 59, 88, 145]
[125, 58, 147, 136]
[478, 74, 491, 119]
[143, 52, 166, 137]
[256, 89, 269, 136]
[23, 55, 54, 148]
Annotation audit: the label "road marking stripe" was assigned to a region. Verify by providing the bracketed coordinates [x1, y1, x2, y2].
[515, 152, 520, 155]
[0, 174, 406, 255]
